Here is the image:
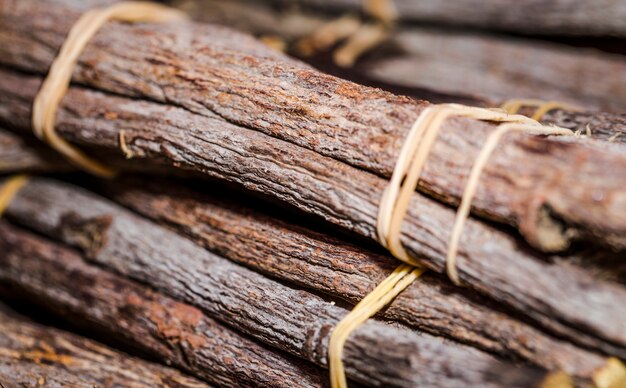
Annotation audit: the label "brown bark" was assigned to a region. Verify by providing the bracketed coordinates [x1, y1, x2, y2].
[0, 129, 622, 380]
[95, 176, 618, 378]
[1, 178, 556, 388]
[179, 0, 626, 114]
[277, 0, 626, 37]
[2, 1, 626, 253]
[1, 70, 626, 359]
[0, 221, 326, 388]
[0, 303, 208, 387]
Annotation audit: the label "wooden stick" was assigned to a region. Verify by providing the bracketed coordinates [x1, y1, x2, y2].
[1, 71, 626, 358]
[0, 221, 326, 388]
[276, 0, 626, 37]
[0, 178, 558, 387]
[0, 130, 621, 382]
[100, 176, 620, 382]
[0, 302, 207, 387]
[2, 1, 626, 253]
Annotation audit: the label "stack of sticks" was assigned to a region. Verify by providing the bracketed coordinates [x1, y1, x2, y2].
[0, 0, 625, 386]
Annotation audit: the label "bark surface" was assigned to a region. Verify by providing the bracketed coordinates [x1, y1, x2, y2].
[1, 71, 626, 358]
[2, 178, 553, 388]
[95, 176, 615, 380]
[0, 221, 326, 388]
[0, 304, 207, 387]
[0, 131, 619, 382]
[2, 0, 626, 252]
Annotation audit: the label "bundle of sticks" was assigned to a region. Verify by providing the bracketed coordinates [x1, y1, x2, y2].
[1, 0, 626, 387]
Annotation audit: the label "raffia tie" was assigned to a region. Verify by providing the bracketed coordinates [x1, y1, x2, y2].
[32, 1, 187, 178]
[0, 175, 29, 217]
[24, 2, 584, 386]
[328, 103, 574, 387]
[501, 98, 583, 119]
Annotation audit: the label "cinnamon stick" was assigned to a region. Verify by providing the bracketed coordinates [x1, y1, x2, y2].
[0, 178, 556, 387]
[0, 221, 326, 388]
[2, 1, 626, 253]
[0, 303, 207, 387]
[1, 71, 626, 358]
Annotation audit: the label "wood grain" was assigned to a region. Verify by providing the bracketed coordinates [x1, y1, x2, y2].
[97, 175, 614, 382]
[2, 178, 554, 388]
[1, 0, 626, 253]
[0, 221, 326, 388]
[0, 303, 208, 387]
[1, 71, 626, 359]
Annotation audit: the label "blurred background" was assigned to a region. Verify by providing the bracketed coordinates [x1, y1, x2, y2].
[174, 0, 626, 113]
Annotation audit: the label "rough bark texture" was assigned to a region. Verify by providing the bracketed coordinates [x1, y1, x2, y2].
[1, 128, 622, 382]
[0, 69, 626, 354]
[0, 222, 326, 388]
[0, 128, 622, 379]
[179, 0, 626, 113]
[93, 176, 616, 380]
[0, 304, 208, 387]
[2, 1, 626, 254]
[2, 177, 554, 388]
[2, 68, 626, 359]
[279, 0, 626, 37]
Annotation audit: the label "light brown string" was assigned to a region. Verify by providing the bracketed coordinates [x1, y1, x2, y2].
[501, 99, 583, 120]
[32, 2, 187, 178]
[296, 14, 361, 56]
[330, 0, 395, 68]
[333, 22, 389, 68]
[329, 105, 573, 387]
[328, 264, 424, 388]
[0, 175, 29, 217]
[377, 103, 573, 284]
[296, 0, 394, 67]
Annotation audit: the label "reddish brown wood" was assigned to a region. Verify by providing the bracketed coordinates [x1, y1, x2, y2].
[1, 70, 626, 359]
[0, 221, 326, 388]
[0, 303, 208, 387]
[1, 0, 626, 253]
[0, 178, 556, 388]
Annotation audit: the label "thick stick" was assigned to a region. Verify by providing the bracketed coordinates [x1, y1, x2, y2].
[1, 177, 556, 388]
[0, 221, 326, 388]
[2, 1, 626, 252]
[2, 72, 626, 358]
[0, 303, 207, 387]
[0, 130, 621, 381]
[94, 176, 618, 381]
[179, 0, 626, 114]
[278, 0, 626, 37]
